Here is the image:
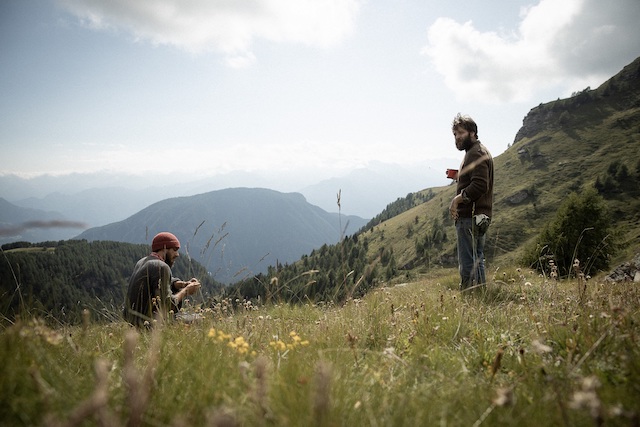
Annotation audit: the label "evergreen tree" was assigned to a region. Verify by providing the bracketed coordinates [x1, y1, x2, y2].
[523, 187, 617, 277]
[0, 240, 222, 325]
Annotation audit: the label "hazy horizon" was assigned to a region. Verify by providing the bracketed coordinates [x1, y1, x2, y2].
[0, 159, 453, 220]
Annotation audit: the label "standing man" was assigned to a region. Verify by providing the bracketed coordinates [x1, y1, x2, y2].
[124, 231, 201, 326]
[448, 114, 494, 290]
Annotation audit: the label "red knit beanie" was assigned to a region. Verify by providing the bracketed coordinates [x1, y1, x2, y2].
[152, 232, 181, 252]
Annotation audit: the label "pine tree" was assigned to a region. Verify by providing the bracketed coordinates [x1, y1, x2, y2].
[524, 187, 617, 276]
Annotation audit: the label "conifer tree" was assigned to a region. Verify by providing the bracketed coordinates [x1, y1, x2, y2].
[524, 187, 617, 277]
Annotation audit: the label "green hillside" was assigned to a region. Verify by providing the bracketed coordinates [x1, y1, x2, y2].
[363, 57, 640, 276]
[225, 57, 640, 301]
[0, 240, 223, 324]
[76, 188, 368, 284]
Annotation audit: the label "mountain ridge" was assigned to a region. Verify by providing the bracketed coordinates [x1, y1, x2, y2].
[359, 56, 640, 277]
[0, 160, 451, 222]
[75, 187, 368, 283]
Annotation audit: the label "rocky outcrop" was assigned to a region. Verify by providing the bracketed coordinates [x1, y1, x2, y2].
[605, 253, 640, 283]
[506, 189, 530, 205]
[513, 104, 559, 143]
[513, 56, 640, 145]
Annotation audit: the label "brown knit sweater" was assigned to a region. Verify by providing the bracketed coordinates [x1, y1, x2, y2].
[456, 140, 494, 218]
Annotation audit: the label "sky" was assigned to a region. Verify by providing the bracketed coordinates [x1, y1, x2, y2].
[1, 0, 639, 189]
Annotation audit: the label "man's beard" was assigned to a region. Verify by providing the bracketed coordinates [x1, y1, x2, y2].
[165, 255, 175, 267]
[456, 134, 473, 151]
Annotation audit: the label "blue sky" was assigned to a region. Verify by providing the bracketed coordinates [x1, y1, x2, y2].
[1, 0, 639, 186]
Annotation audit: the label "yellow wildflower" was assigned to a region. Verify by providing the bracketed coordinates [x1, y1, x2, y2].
[270, 340, 287, 351]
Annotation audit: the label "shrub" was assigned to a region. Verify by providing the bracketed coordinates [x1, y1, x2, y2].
[523, 187, 617, 277]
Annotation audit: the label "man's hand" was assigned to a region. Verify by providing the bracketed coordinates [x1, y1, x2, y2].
[184, 279, 201, 296]
[449, 194, 462, 220]
[176, 278, 201, 294]
[176, 278, 199, 289]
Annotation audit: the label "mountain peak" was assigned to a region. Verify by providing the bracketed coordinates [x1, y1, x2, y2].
[75, 187, 368, 283]
[514, 55, 640, 144]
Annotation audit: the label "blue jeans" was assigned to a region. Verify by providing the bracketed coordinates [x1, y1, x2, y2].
[455, 217, 487, 289]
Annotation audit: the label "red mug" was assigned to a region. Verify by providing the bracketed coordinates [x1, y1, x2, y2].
[446, 169, 458, 179]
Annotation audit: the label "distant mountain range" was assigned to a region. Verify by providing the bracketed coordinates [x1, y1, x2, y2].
[0, 161, 449, 240]
[300, 160, 452, 217]
[74, 188, 368, 283]
[0, 197, 84, 243]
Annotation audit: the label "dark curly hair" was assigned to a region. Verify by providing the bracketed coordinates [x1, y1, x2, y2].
[452, 113, 478, 138]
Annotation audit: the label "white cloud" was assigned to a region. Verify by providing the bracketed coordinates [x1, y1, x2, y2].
[423, 0, 640, 103]
[58, 0, 362, 65]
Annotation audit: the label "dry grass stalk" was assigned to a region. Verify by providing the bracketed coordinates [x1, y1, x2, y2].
[312, 360, 332, 427]
[251, 355, 271, 419]
[346, 332, 359, 366]
[124, 326, 162, 427]
[43, 359, 118, 427]
[490, 348, 504, 382]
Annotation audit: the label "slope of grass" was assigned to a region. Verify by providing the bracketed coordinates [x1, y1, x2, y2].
[2, 269, 638, 426]
[359, 59, 640, 276]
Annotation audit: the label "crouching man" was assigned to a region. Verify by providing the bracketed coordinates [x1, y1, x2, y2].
[124, 232, 201, 326]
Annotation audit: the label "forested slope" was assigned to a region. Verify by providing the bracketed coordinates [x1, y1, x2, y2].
[0, 240, 223, 324]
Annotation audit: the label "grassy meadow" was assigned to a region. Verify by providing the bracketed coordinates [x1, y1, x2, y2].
[2, 267, 639, 426]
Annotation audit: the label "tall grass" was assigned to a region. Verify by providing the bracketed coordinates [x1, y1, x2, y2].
[1, 268, 638, 426]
